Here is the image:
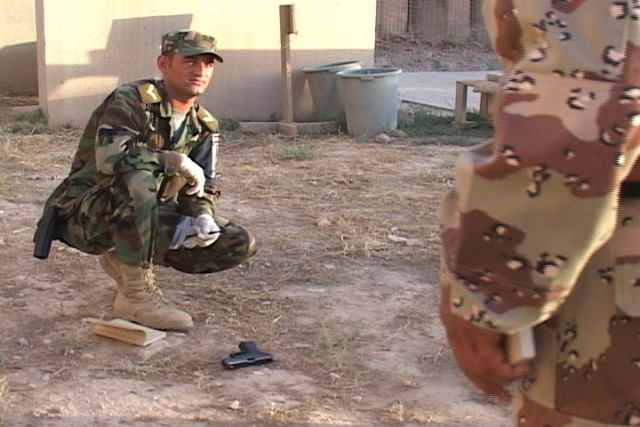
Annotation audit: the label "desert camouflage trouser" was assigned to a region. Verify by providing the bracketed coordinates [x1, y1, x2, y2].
[512, 194, 640, 426]
[58, 170, 256, 273]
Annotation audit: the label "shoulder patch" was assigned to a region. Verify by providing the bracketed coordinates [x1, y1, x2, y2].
[137, 82, 162, 104]
[196, 106, 220, 131]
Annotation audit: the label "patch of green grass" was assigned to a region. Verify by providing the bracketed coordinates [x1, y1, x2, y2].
[401, 108, 493, 145]
[219, 118, 240, 131]
[272, 140, 319, 161]
[15, 109, 46, 123]
[4, 109, 51, 134]
[220, 132, 253, 146]
[418, 135, 483, 146]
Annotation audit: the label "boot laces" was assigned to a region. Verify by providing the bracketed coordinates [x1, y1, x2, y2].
[142, 268, 167, 303]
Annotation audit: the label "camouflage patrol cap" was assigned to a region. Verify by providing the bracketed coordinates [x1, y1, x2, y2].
[161, 30, 223, 62]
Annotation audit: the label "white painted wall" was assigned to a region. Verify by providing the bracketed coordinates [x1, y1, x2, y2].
[35, 0, 376, 126]
[0, 0, 38, 93]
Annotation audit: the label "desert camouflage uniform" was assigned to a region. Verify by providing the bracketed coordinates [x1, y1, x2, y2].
[43, 79, 255, 273]
[440, 1, 640, 425]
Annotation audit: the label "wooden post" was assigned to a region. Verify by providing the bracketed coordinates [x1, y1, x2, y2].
[273, 5, 335, 135]
[453, 80, 470, 126]
[280, 5, 296, 125]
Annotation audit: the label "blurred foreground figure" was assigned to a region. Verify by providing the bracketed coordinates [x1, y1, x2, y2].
[439, 1, 640, 425]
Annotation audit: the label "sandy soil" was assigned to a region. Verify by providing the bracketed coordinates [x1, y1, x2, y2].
[374, 39, 499, 72]
[0, 44, 511, 427]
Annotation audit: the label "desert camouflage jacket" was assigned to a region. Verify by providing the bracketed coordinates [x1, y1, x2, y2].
[441, 0, 640, 334]
[47, 79, 221, 217]
[440, 2, 640, 424]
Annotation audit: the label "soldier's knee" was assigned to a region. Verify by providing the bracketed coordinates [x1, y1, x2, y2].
[162, 224, 255, 274]
[115, 170, 158, 207]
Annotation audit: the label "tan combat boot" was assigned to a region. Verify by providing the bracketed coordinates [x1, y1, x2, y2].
[99, 250, 123, 287]
[99, 251, 193, 331]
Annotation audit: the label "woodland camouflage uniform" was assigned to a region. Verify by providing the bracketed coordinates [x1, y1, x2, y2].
[440, 1, 640, 425]
[38, 30, 256, 332]
[44, 79, 255, 273]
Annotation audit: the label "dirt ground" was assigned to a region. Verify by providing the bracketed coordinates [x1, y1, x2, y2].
[0, 45, 510, 427]
[374, 39, 499, 72]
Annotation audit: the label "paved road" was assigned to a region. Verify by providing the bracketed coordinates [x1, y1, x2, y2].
[399, 70, 499, 113]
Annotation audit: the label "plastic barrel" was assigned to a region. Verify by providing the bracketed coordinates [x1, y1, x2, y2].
[303, 60, 362, 121]
[336, 68, 402, 136]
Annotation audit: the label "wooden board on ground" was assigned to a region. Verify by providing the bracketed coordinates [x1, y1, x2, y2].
[84, 318, 166, 347]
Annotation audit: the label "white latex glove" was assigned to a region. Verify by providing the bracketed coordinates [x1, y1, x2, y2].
[182, 214, 220, 249]
[174, 154, 205, 198]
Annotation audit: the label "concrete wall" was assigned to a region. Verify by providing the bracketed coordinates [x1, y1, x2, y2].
[0, 0, 38, 93]
[35, 0, 376, 126]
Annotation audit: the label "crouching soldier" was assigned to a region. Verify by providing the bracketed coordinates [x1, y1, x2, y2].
[34, 30, 256, 331]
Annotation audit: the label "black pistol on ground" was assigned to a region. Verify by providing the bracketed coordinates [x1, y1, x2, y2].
[222, 341, 273, 370]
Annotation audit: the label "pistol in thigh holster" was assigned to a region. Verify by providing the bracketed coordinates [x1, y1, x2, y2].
[33, 205, 62, 259]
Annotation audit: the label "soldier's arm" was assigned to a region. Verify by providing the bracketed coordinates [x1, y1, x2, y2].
[177, 130, 221, 217]
[94, 84, 177, 177]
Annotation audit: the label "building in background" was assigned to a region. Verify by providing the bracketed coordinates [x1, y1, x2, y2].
[2, 0, 376, 126]
[375, 0, 487, 45]
[1, 0, 486, 125]
[0, 1, 38, 94]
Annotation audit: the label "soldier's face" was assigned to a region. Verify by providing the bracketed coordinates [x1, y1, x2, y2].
[159, 53, 215, 99]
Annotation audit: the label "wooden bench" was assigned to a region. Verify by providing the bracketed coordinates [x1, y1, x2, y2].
[453, 74, 500, 127]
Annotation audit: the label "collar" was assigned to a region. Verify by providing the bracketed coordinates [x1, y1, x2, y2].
[136, 79, 217, 132]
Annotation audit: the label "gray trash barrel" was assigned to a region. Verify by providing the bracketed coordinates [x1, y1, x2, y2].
[303, 60, 362, 121]
[336, 68, 402, 136]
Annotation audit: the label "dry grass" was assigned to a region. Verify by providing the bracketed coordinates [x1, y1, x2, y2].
[0, 96, 493, 424]
[0, 376, 7, 425]
[314, 322, 364, 384]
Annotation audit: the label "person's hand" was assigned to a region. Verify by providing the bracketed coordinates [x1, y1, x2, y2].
[439, 287, 532, 404]
[182, 214, 220, 248]
[175, 154, 206, 198]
